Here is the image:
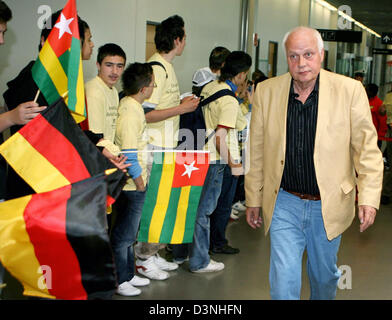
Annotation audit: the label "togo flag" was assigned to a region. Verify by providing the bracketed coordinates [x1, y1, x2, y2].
[32, 0, 85, 123]
[0, 174, 116, 300]
[138, 151, 209, 244]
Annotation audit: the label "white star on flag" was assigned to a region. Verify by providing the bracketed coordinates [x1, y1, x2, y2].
[54, 13, 74, 39]
[181, 161, 199, 179]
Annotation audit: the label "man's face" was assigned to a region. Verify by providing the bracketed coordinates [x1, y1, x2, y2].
[0, 22, 7, 45]
[175, 28, 186, 56]
[97, 55, 125, 88]
[82, 28, 94, 61]
[285, 29, 324, 86]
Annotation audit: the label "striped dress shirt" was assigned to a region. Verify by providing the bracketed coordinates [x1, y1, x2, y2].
[280, 76, 320, 196]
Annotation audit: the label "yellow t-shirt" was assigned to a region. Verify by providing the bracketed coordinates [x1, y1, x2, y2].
[202, 80, 247, 162]
[115, 96, 149, 191]
[240, 101, 250, 115]
[384, 92, 392, 125]
[85, 76, 120, 156]
[145, 53, 181, 148]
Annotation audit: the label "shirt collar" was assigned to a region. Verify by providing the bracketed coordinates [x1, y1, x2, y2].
[289, 74, 320, 98]
[225, 80, 238, 93]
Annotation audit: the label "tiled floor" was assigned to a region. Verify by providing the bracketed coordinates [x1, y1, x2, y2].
[2, 204, 392, 300]
[114, 204, 392, 300]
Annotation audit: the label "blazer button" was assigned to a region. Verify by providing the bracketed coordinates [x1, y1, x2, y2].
[281, 160, 284, 165]
[274, 190, 277, 194]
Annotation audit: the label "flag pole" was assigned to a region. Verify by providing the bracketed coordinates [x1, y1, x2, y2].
[33, 90, 40, 103]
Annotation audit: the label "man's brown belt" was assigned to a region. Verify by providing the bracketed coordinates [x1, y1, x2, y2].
[285, 190, 321, 201]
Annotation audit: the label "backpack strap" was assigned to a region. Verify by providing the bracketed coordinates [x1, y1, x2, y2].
[199, 89, 237, 145]
[199, 89, 236, 107]
[149, 61, 168, 79]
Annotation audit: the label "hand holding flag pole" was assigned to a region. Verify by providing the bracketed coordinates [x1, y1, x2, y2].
[31, 0, 85, 123]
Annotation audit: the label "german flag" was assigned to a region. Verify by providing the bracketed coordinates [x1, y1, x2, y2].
[138, 151, 209, 244]
[0, 175, 116, 299]
[32, 0, 85, 123]
[0, 98, 125, 206]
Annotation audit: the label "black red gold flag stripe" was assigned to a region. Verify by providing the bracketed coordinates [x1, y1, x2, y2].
[0, 174, 116, 299]
[0, 98, 125, 205]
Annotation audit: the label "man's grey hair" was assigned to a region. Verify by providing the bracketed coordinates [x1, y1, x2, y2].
[282, 26, 324, 56]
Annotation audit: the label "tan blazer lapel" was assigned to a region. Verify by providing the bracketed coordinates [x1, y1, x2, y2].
[277, 73, 292, 156]
[314, 69, 332, 160]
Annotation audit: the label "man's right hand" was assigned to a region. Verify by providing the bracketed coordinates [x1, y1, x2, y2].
[179, 95, 200, 114]
[246, 207, 263, 229]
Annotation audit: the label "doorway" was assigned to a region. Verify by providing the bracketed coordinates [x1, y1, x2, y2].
[268, 41, 278, 78]
[146, 22, 158, 60]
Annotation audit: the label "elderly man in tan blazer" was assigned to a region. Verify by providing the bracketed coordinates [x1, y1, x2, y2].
[245, 26, 383, 300]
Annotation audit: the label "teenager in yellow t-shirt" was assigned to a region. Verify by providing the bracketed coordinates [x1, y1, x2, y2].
[111, 63, 157, 297]
[85, 43, 126, 157]
[189, 51, 252, 273]
[135, 15, 199, 280]
[143, 15, 200, 149]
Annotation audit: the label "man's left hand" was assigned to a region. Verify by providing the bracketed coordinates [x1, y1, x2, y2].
[358, 205, 377, 233]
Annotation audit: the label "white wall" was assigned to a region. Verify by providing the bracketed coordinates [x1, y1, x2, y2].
[256, 0, 302, 76]
[255, 0, 339, 76]
[133, 0, 241, 94]
[0, 0, 241, 106]
[309, 0, 332, 52]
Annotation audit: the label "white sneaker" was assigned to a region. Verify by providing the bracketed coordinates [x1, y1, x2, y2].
[129, 275, 150, 287]
[173, 257, 189, 265]
[136, 257, 169, 280]
[153, 253, 179, 271]
[232, 201, 247, 211]
[192, 259, 225, 273]
[116, 281, 141, 296]
[230, 209, 239, 220]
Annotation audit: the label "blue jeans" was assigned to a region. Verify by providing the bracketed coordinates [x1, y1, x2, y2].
[189, 163, 226, 271]
[111, 190, 146, 284]
[269, 189, 341, 300]
[210, 165, 238, 249]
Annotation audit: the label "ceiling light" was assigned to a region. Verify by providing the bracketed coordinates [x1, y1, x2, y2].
[314, 0, 381, 38]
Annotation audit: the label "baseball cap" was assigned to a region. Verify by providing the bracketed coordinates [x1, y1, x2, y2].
[192, 68, 216, 87]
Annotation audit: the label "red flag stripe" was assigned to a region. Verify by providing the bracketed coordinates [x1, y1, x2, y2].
[18, 114, 91, 185]
[23, 185, 87, 299]
[47, 0, 79, 57]
[172, 152, 210, 188]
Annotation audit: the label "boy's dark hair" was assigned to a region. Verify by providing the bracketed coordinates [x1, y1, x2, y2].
[219, 51, 252, 82]
[252, 69, 268, 89]
[0, 1, 12, 23]
[79, 19, 90, 44]
[252, 69, 265, 82]
[38, 10, 88, 51]
[154, 15, 185, 53]
[209, 46, 231, 71]
[366, 83, 378, 99]
[122, 63, 153, 96]
[97, 43, 126, 64]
